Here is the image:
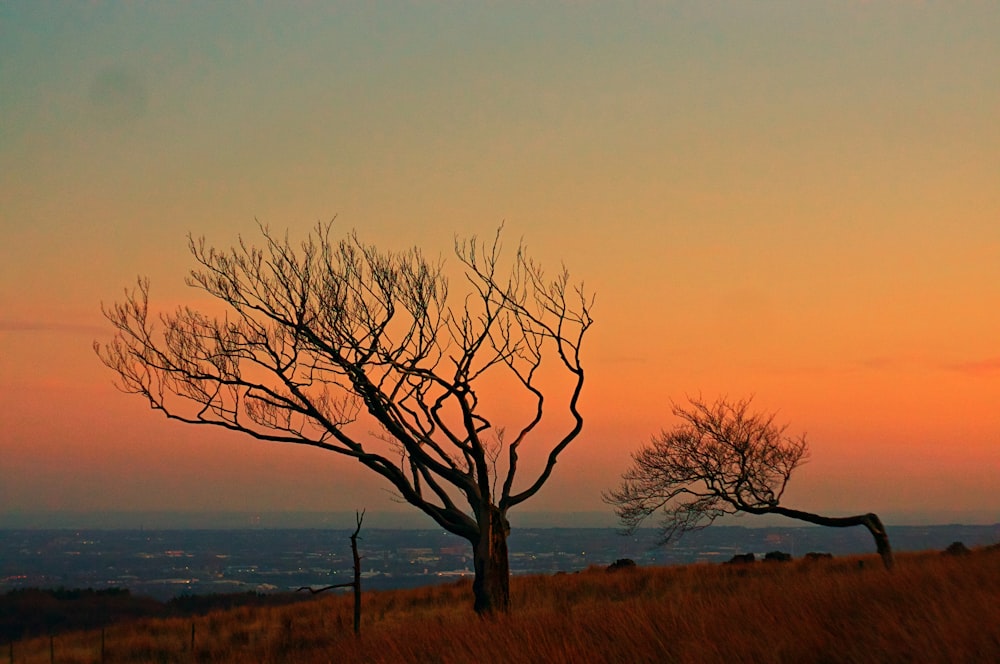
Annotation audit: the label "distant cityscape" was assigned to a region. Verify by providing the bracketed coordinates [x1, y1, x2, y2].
[3, 523, 998, 600]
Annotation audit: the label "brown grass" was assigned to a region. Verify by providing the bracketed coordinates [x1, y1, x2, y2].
[9, 549, 999, 663]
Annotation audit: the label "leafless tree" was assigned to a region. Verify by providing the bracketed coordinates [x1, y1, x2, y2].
[298, 510, 364, 635]
[96, 221, 593, 614]
[604, 396, 893, 569]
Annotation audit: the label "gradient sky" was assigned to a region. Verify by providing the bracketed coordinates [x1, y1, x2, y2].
[2, 2, 999, 526]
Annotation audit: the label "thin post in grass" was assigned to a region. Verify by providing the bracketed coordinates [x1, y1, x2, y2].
[190, 621, 195, 662]
[297, 509, 366, 636]
[350, 510, 364, 636]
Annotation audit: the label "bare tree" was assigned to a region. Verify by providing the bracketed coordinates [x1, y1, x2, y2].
[605, 397, 893, 569]
[96, 221, 593, 614]
[298, 510, 364, 635]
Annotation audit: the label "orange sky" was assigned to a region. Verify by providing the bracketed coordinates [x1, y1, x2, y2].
[2, 2, 999, 525]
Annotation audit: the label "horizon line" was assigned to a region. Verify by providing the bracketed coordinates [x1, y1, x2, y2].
[2, 509, 998, 530]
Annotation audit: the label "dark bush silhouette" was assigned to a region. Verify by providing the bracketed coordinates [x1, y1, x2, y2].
[943, 541, 971, 556]
[0, 588, 308, 643]
[0, 588, 161, 642]
[764, 551, 792, 562]
[606, 558, 637, 572]
[726, 553, 756, 565]
[804, 552, 834, 561]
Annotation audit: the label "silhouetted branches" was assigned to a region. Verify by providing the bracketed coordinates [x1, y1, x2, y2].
[605, 396, 893, 569]
[96, 221, 593, 612]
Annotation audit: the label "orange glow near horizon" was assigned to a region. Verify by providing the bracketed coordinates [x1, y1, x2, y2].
[2, 3, 999, 524]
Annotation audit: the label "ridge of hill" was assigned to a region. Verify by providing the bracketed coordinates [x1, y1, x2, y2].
[6, 545, 1000, 663]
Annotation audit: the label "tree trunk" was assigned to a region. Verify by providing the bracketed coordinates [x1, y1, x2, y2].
[471, 506, 511, 614]
[350, 513, 363, 636]
[769, 507, 894, 569]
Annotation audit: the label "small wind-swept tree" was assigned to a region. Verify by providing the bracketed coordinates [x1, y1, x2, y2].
[96, 221, 593, 613]
[605, 396, 893, 569]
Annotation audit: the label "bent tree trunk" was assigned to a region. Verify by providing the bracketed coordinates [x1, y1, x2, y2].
[471, 506, 511, 614]
[768, 506, 894, 569]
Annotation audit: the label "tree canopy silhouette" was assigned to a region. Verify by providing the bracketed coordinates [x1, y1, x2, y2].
[605, 396, 893, 569]
[96, 221, 593, 613]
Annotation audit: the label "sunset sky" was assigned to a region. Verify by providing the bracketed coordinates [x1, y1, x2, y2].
[2, 2, 999, 528]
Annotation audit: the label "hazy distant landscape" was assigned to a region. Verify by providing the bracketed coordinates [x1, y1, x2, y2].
[3, 522, 997, 601]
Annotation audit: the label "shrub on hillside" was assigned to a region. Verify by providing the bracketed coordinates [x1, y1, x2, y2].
[0, 587, 162, 642]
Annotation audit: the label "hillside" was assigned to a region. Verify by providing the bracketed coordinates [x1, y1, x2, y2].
[7, 547, 999, 663]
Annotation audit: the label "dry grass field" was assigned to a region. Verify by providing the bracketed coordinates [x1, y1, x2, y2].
[9, 547, 999, 663]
